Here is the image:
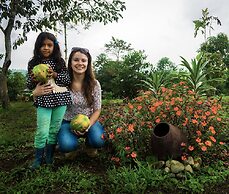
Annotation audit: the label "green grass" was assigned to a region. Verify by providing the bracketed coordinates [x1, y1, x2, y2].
[0, 101, 228, 193]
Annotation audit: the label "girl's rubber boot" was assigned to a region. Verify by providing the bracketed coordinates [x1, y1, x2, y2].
[30, 148, 44, 170]
[45, 144, 55, 165]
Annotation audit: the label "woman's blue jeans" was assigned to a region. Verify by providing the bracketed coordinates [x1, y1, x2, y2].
[57, 120, 105, 153]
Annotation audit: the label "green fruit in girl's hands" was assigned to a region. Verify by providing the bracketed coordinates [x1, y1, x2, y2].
[32, 64, 50, 83]
[70, 114, 90, 133]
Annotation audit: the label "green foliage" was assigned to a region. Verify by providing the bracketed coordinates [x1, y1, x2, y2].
[180, 55, 215, 96]
[193, 8, 221, 40]
[140, 71, 174, 98]
[7, 71, 26, 101]
[106, 161, 229, 194]
[96, 50, 152, 99]
[103, 83, 228, 165]
[198, 33, 229, 94]
[156, 57, 177, 71]
[105, 36, 133, 61]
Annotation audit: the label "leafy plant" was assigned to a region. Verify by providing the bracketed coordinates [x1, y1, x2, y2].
[180, 55, 216, 97]
[103, 82, 227, 165]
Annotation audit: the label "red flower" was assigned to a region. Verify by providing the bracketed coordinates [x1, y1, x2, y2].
[209, 136, 216, 143]
[131, 152, 137, 158]
[128, 124, 134, 132]
[205, 140, 212, 147]
[188, 146, 194, 151]
[201, 146, 207, 151]
[116, 127, 122, 133]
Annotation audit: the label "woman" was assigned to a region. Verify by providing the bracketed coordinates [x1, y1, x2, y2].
[33, 47, 105, 159]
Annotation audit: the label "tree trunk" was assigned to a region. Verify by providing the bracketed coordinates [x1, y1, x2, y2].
[0, 6, 15, 109]
[0, 70, 10, 109]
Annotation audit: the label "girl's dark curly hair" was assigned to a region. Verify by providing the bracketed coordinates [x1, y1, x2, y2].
[68, 48, 96, 106]
[28, 32, 64, 72]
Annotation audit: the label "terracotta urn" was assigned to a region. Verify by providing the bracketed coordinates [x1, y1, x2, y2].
[151, 122, 187, 160]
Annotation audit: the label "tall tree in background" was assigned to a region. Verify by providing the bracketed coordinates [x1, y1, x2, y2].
[105, 36, 133, 61]
[193, 8, 221, 41]
[198, 33, 229, 94]
[0, 0, 126, 109]
[156, 57, 177, 71]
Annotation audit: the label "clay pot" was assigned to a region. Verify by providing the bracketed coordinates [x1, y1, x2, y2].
[151, 122, 187, 160]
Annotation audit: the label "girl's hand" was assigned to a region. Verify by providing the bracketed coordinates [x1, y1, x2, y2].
[33, 82, 54, 97]
[74, 130, 87, 137]
[47, 67, 57, 79]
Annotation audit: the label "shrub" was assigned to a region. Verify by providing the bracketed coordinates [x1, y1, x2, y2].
[102, 82, 227, 165]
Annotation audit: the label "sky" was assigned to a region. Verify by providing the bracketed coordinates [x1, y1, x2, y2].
[0, 0, 229, 70]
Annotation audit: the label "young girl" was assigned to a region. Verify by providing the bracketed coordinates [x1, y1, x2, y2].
[57, 47, 105, 158]
[27, 32, 71, 169]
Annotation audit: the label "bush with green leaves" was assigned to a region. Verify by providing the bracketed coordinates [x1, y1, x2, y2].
[102, 82, 227, 165]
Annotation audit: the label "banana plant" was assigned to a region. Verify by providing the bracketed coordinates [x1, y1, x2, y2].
[180, 54, 216, 97]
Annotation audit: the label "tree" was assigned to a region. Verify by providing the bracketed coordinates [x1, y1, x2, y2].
[156, 57, 177, 71]
[105, 36, 133, 61]
[198, 33, 229, 94]
[193, 8, 221, 41]
[0, 0, 126, 109]
[8, 71, 26, 101]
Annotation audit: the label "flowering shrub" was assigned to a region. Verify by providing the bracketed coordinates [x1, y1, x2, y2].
[101, 82, 227, 166]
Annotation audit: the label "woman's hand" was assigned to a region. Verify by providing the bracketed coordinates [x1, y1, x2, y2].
[73, 125, 91, 137]
[47, 67, 57, 79]
[33, 82, 54, 97]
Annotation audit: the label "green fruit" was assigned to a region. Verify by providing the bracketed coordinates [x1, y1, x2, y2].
[32, 64, 50, 83]
[70, 114, 90, 132]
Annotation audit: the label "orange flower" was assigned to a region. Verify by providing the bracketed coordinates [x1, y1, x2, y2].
[211, 106, 217, 114]
[149, 106, 156, 113]
[128, 124, 134, 132]
[111, 157, 120, 162]
[209, 126, 216, 135]
[192, 119, 198, 124]
[197, 101, 203, 105]
[181, 142, 186, 147]
[181, 155, 187, 161]
[131, 152, 137, 158]
[170, 99, 175, 105]
[125, 146, 131, 151]
[155, 118, 161, 123]
[128, 103, 134, 109]
[188, 90, 195, 95]
[109, 133, 115, 140]
[201, 121, 207, 127]
[188, 146, 194, 151]
[216, 117, 222, 122]
[116, 127, 122, 133]
[161, 87, 167, 93]
[219, 142, 225, 145]
[176, 110, 182, 116]
[194, 114, 199, 119]
[183, 118, 188, 126]
[137, 105, 142, 110]
[205, 111, 211, 116]
[205, 140, 212, 147]
[196, 137, 201, 143]
[196, 130, 202, 136]
[209, 136, 216, 143]
[174, 107, 179, 111]
[201, 146, 207, 151]
[101, 134, 105, 139]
